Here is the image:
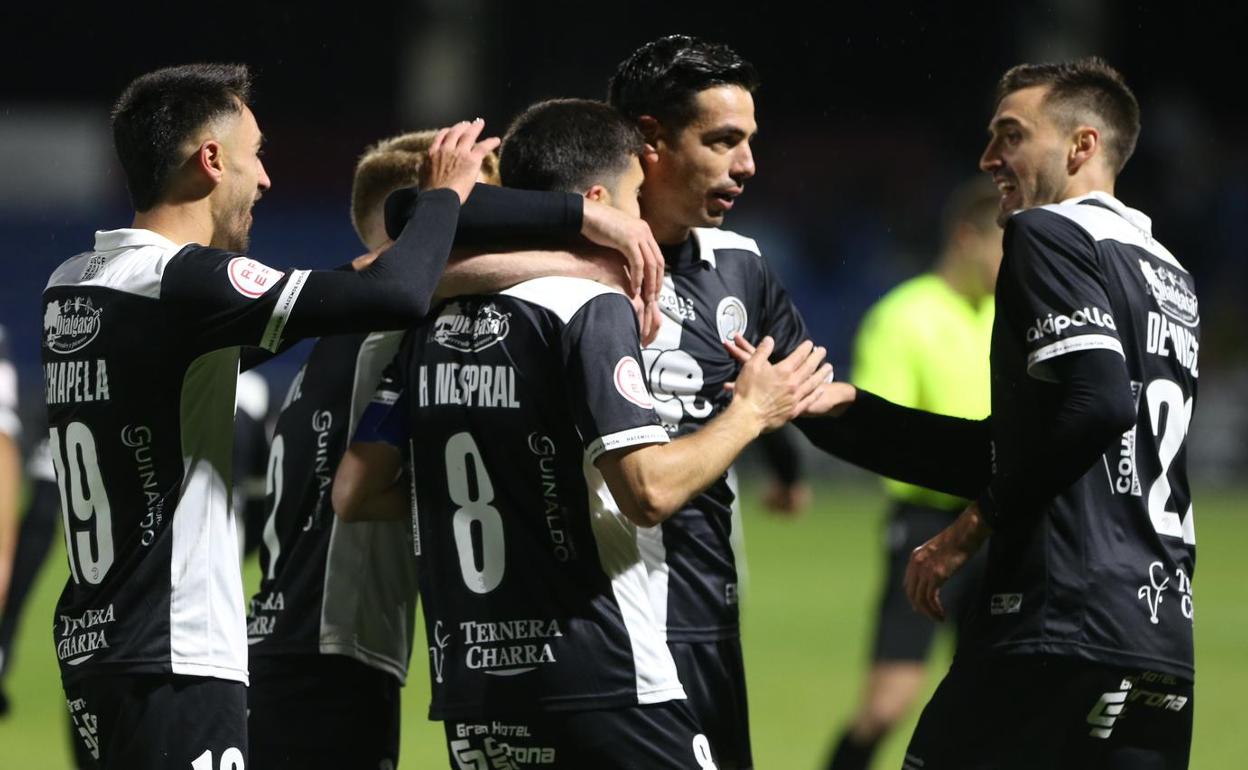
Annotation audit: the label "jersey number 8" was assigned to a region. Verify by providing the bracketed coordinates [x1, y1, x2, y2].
[446, 432, 505, 594]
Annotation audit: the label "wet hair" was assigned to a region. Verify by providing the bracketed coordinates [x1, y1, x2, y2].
[111, 63, 253, 211]
[607, 35, 759, 132]
[996, 57, 1141, 175]
[499, 99, 643, 193]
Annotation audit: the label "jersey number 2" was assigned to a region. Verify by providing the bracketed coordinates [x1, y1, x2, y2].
[48, 422, 114, 585]
[445, 432, 505, 594]
[1144, 378, 1195, 544]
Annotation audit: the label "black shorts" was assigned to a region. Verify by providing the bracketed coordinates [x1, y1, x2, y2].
[64, 673, 247, 770]
[443, 700, 718, 769]
[873, 501, 986, 662]
[248, 653, 401, 770]
[669, 638, 751, 770]
[904, 654, 1193, 769]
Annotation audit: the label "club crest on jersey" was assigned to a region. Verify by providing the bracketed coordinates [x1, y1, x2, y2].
[614, 356, 654, 408]
[227, 257, 284, 298]
[715, 296, 749, 343]
[432, 301, 512, 352]
[43, 297, 102, 354]
[1138, 260, 1198, 327]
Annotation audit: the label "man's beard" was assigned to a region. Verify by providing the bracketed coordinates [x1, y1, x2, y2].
[212, 204, 252, 252]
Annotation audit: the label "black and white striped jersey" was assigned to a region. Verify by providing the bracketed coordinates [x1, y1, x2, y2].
[247, 330, 418, 683]
[357, 277, 685, 719]
[977, 192, 1199, 679]
[0, 325, 18, 440]
[641, 228, 810, 641]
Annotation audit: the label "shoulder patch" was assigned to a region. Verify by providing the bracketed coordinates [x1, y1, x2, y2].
[613, 356, 654, 408]
[227, 257, 285, 298]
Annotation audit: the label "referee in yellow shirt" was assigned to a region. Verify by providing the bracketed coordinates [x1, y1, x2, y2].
[826, 179, 1002, 770]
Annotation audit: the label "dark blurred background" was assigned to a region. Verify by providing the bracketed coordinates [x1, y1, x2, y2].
[2, 1, 1244, 476]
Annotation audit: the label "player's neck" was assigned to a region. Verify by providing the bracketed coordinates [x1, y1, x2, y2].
[132, 201, 215, 248]
[648, 216, 693, 247]
[1059, 168, 1116, 204]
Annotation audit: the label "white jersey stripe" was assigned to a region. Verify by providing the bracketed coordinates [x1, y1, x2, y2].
[581, 458, 685, 704]
[260, 269, 309, 352]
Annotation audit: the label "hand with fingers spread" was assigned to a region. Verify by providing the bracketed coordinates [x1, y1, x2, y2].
[580, 199, 665, 305]
[419, 119, 503, 204]
[903, 502, 992, 621]
[725, 333, 855, 417]
[729, 336, 834, 433]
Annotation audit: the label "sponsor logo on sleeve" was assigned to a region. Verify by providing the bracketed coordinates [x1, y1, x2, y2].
[614, 356, 655, 408]
[43, 297, 102, 354]
[1138, 259, 1199, 327]
[1025, 307, 1116, 343]
[715, 296, 749, 343]
[227, 257, 285, 298]
[432, 301, 512, 352]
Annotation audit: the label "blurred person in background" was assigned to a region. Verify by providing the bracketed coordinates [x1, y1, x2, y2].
[824, 178, 1000, 770]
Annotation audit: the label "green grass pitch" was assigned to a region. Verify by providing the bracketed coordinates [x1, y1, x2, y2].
[1, 482, 1244, 768]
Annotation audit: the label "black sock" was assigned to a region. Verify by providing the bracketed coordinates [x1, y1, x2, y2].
[827, 729, 880, 770]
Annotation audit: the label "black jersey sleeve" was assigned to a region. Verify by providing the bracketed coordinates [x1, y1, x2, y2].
[1003, 209, 1124, 382]
[385, 184, 582, 246]
[758, 256, 812, 359]
[561, 293, 670, 463]
[0, 326, 18, 438]
[795, 390, 993, 499]
[163, 189, 460, 353]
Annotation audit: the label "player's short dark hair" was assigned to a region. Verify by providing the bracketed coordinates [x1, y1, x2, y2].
[111, 63, 253, 211]
[940, 177, 1002, 244]
[607, 35, 760, 132]
[996, 57, 1140, 175]
[500, 99, 644, 194]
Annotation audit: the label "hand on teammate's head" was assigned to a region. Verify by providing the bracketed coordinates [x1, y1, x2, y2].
[419, 119, 502, 204]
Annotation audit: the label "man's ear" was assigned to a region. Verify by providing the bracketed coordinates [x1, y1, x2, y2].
[1068, 126, 1101, 174]
[195, 139, 227, 184]
[637, 115, 664, 158]
[585, 185, 609, 203]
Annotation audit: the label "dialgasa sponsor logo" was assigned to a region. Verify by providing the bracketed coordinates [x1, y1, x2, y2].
[1138, 259, 1198, 327]
[44, 297, 102, 354]
[432, 301, 512, 352]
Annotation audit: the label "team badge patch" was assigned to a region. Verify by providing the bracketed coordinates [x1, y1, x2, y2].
[227, 257, 284, 298]
[716, 296, 748, 343]
[614, 356, 654, 408]
[44, 297, 102, 354]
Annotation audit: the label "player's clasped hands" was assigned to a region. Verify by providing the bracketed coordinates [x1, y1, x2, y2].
[728, 336, 835, 432]
[419, 119, 503, 204]
[724, 333, 855, 420]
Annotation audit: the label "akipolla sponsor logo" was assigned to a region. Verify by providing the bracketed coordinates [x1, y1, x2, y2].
[1025, 306, 1116, 343]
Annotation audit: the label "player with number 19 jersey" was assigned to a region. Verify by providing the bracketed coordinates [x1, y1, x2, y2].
[357, 276, 685, 719]
[974, 192, 1199, 679]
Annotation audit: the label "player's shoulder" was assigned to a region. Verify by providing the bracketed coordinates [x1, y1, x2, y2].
[692, 227, 762, 266]
[45, 228, 196, 298]
[500, 276, 629, 324]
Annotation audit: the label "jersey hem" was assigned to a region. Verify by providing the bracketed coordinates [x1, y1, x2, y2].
[429, 685, 687, 720]
[61, 659, 249, 686]
[977, 639, 1193, 681]
[663, 625, 741, 643]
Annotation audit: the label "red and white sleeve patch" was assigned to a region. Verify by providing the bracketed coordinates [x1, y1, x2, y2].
[613, 356, 654, 409]
[227, 257, 285, 299]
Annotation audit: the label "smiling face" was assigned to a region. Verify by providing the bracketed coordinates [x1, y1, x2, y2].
[979, 85, 1072, 227]
[640, 85, 758, 243]
[210, 104, 271, 252]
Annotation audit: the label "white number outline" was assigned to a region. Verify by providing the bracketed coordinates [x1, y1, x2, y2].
[49, 422, 114, 585]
